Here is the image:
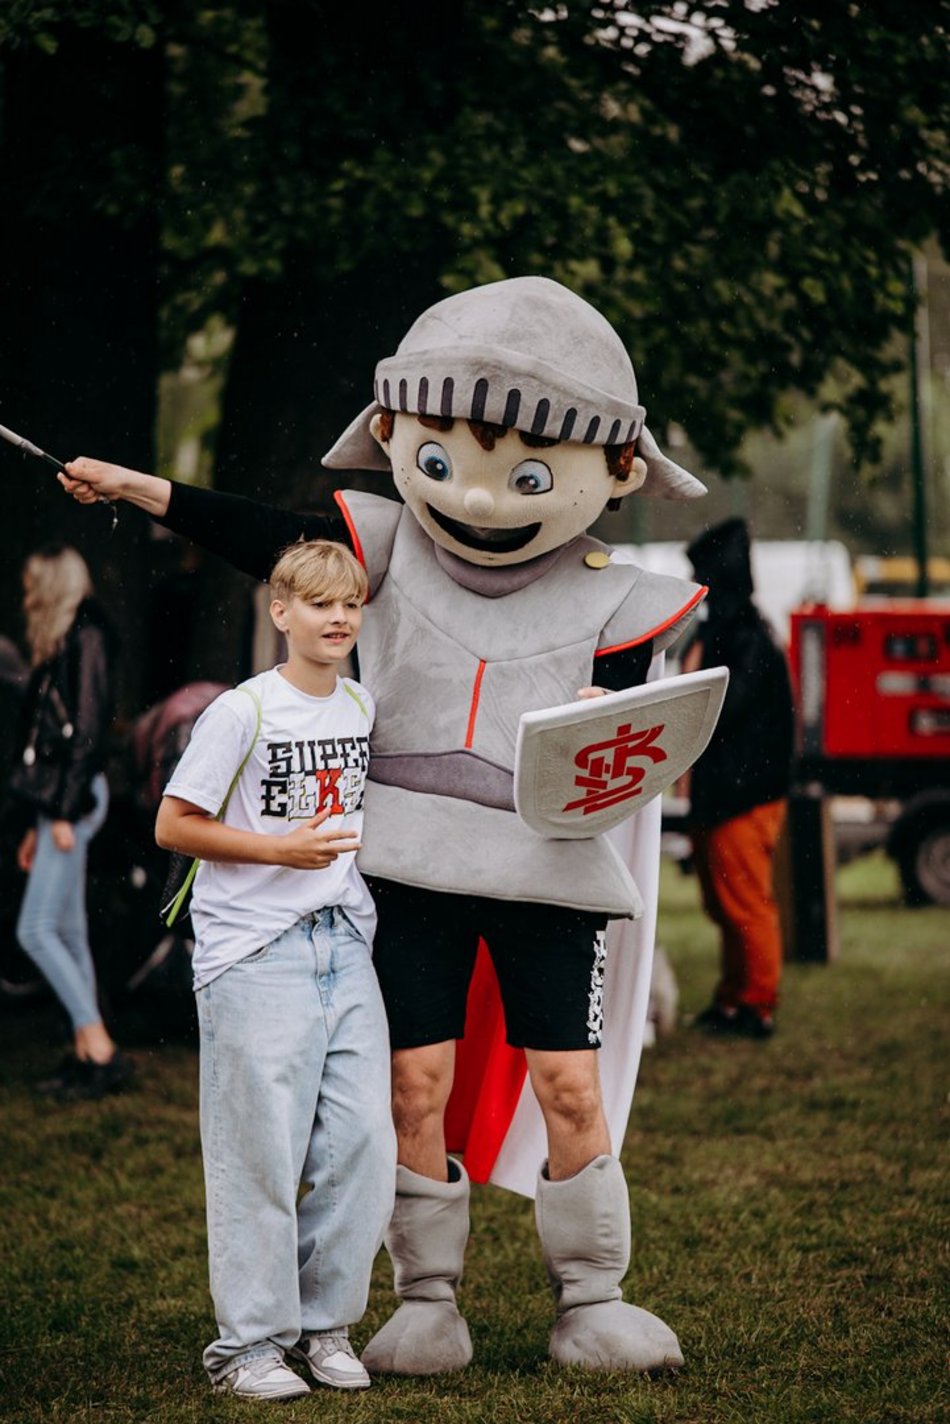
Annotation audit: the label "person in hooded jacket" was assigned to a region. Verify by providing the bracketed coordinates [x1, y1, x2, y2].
[7, 543, 133, 1098]
[684, 518, 794, 1038]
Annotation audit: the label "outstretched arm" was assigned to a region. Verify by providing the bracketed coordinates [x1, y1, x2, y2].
[61, 458, 347, 581]
[159, 482, 341, 581]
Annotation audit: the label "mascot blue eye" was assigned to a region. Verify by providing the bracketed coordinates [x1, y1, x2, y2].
[510, 460, 553, 495]
[417, 442, 453, 482]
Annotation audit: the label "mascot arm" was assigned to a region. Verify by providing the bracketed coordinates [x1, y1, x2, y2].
[158, 482, 349, 581]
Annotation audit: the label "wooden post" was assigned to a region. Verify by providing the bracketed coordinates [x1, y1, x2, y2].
[782, 790, 839, 963]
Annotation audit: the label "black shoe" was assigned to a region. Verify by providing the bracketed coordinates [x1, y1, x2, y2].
[37, 1050, 135, 1101]
[35, 1054, 83, 1096]
[693, 1002, 739, 1034]
[733, 1005, 775, 1039]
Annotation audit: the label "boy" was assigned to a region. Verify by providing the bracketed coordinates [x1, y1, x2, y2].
[156, 539, 396, 1402]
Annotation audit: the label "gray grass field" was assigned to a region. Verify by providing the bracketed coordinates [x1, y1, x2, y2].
[1, 852, 946, 1424]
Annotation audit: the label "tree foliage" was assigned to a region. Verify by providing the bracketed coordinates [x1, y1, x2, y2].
[2, 0, 948, 478]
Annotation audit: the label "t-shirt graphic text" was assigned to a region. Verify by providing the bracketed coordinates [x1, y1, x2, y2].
[260, 736, 370, 819]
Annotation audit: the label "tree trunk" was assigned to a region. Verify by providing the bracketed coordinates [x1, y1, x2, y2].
[188, 0, 455, 680]
[0, 33, 163, 716]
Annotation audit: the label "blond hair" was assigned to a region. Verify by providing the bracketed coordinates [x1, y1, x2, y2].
[22, 544, 94, 666]
[269, 539, 368, 606]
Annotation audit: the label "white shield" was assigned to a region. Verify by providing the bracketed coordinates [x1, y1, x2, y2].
[514, 667, 729, 839]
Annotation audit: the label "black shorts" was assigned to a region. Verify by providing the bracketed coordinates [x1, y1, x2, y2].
[366, 877, 608, 1052]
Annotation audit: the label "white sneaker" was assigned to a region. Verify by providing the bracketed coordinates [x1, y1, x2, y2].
[289, 1332, 371, 1389]
[214, 1357, 310, 1401]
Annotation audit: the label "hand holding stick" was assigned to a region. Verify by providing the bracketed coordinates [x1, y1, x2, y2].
[0, 420, 118, 528]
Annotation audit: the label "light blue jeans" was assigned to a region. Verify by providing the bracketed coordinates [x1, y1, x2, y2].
[16, 773, 109, 1032]
[196, 907, 396, 1381]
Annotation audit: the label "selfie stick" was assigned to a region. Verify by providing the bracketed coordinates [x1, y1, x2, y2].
[0, 420, 117, 528]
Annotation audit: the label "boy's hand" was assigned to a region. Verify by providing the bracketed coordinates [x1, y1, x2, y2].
[276, 807, 362, 869]
[576, 686, 608, 699]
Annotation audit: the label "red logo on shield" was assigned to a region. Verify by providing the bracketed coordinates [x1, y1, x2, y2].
[562, 723, 668, 815]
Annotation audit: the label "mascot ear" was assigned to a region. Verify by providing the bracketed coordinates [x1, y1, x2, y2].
[621, 455, 648, 494]
[606, 453, 647, 513]
[370, 411, 391, 453]
[611, 454, 648, 505]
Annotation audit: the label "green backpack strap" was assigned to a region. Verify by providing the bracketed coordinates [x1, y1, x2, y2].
[216, 686, 263, 815]
[342, 680, 370, 720]
[163, 685, 262, 928]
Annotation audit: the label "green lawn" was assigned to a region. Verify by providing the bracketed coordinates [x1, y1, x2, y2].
[1, 852, 946, 1423]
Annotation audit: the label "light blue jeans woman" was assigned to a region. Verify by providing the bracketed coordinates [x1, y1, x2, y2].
[197, 906, 396, 1382]
[16, 773, 109, 1030]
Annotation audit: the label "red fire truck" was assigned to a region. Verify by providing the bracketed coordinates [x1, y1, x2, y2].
[789, 601, 950, 905]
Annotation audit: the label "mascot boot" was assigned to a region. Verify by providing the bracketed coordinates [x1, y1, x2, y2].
[535, 1155, 683, 1373]
[361, 1158, 474, 1375]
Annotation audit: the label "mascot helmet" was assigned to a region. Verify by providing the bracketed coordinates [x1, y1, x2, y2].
[323, 276, 705, 500]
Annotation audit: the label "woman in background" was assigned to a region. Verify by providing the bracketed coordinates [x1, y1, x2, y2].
[9, 543, 132, 1099]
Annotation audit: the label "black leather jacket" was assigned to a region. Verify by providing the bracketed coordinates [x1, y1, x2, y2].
[8, 599, 116, 824]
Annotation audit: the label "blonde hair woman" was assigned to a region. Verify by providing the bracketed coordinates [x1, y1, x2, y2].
[9, 543, 132, 1099]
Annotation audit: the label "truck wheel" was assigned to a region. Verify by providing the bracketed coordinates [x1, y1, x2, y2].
[898, 820, 950, 907]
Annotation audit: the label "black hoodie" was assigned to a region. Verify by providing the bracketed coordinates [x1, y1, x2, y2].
[686, 519, 794, 828]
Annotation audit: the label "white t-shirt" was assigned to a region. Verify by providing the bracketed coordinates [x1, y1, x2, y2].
[165, 667, 376, 989]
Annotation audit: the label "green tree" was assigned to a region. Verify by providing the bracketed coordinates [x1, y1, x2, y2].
[164, 0, 950, 491]
[2, 1, 948, 683]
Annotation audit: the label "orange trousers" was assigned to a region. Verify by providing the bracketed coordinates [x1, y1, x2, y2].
[691, 799, 786, 1014]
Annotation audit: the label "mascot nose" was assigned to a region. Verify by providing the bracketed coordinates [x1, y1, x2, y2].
[463, 487, 495, 520]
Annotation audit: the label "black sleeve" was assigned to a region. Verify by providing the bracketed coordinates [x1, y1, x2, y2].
[158, 483, 350, 582]
[593, 639, 655, 691]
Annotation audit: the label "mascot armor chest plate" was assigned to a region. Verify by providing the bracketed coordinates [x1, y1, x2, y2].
[341, 491, 699, 916]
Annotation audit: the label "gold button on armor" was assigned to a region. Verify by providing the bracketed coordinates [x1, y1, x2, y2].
[584, 551, 611, 569]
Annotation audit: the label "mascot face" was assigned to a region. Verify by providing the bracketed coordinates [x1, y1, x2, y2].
[371, 413, 644, 567]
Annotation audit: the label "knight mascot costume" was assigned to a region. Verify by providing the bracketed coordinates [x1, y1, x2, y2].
[64, 278, 725, 1374]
